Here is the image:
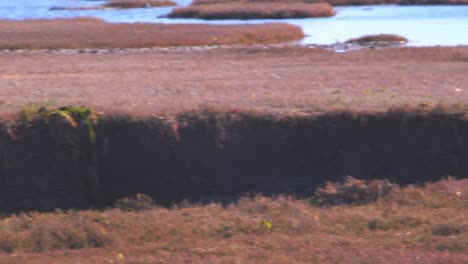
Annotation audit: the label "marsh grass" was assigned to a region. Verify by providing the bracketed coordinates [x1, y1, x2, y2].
[310, 176, 395, 206]
[0, 18, 304, 50]
[102, 0, 177, 8]
[346, 34, 408, 45]
[168, 2, 335, 19]
[50, 0, 176, 10]
[114, 194, 154, 212]
[0, 178, 466, 263]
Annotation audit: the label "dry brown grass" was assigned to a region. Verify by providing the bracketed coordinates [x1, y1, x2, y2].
[168, 2, 335, 19]
[346, 34, 408, 45]
[0, 18, 304, 50]
[102, 0, 177, 8]
[0, 178, 466, 263]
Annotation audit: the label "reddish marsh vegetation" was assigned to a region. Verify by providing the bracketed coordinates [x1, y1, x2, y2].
[0, 18, 304, 50]
[0, 178, 466, 263]
[168, 2, 335, 19]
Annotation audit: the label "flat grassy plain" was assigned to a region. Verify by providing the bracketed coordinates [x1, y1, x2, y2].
[0, 18, 304, 50]
[1, 46, 467, 118]
[0, 178, 466, 263]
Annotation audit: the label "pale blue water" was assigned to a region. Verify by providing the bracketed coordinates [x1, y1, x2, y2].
[1, 1, 467, 46]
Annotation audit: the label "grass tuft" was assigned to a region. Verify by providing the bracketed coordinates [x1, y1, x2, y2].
[114, 194, 154, 212]
[431, 224, 465, 236]
[310, 176, 394, 206]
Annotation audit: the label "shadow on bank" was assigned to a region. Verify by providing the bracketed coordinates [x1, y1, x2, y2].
[1, 106, 467, 213]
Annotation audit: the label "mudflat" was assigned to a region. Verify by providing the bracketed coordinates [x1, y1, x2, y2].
[1, 46, 467, 117]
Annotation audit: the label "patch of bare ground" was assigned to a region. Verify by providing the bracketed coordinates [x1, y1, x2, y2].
[346, 34, 408, 45]
[167, 2, 335, 19]
[0, 18, 304, 50]
[0, 46, 467, 118]
[0, 178, 466, 263]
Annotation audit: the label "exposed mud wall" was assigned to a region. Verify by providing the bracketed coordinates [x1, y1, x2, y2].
[1, 110, 467, 213]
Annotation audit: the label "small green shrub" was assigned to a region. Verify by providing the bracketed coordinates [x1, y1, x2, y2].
[310, 176, 394, 206]
[368, 216, 424, 231]
[215, 225, 239, 238]
[29, 220, 111, 252]
[431, 224, 464, 236]
[0, 234, 16, 254]
[368, 219, 391, 231]
[114, 193, 154, 211]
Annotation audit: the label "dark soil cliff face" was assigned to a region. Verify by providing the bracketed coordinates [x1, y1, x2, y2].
[1, 110, 467, 213]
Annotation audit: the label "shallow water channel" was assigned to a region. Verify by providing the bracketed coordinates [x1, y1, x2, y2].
[1, 1, 468, 46]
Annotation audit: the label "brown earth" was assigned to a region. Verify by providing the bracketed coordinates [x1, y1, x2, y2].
[0, 18, 304, 50]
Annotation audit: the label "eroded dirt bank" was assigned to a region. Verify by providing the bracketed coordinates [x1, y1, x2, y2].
[1, 109, 467, 213]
